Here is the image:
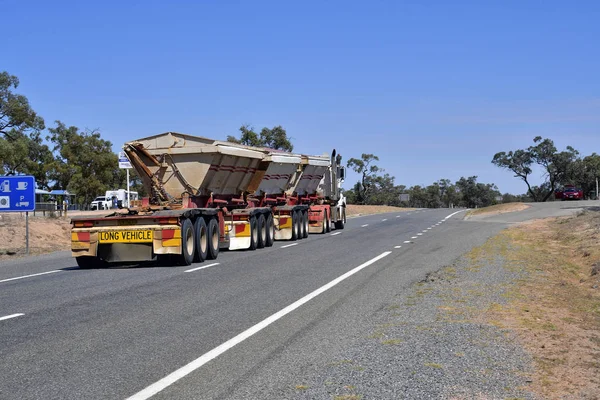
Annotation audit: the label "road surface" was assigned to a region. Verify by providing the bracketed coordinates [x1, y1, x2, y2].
[0, 201, 595, 399]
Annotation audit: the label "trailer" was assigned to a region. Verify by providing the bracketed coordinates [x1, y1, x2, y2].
[70, 132, 345, 268]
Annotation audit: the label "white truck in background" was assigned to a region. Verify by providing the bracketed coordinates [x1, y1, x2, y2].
[90, 190, 139, 210]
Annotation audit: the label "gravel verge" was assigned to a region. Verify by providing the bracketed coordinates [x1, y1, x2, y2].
[282, 232, 537, 399]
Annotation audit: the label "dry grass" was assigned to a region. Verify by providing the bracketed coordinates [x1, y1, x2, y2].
[485, 211, 600, 399]
[345, 204, 414, 217]
[466, 202, 530, 217]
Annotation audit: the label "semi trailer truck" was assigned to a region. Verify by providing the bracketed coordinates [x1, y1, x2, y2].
[70, 132, 346, 268]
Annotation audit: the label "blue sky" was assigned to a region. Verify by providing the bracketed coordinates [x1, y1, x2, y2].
[3, 0, 599, 194]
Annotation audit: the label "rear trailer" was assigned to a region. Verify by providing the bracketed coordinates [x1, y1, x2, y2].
[71, 209, 221, 268]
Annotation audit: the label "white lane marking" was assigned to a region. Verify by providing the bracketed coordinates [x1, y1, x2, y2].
[184, 263, 220, 273]
[394, 245, 402, 249]
[382, 219, 387, 222]
[0, 270, 61, 284]
[396, 215, 401, 218]
[411, 236, 418, 239]
[427, 228, 432, 230]
[126, 251, 392, 400]
[403, 240, 411, 243]
[281, 243, 299, 249]
[417, 233, 423, 236]
[0, 313, 24, 322]
[330, 232, 341, 236]
[444, 209, 467, 220]
[422, 230, 428, 233]
[361, 224, 369, 227]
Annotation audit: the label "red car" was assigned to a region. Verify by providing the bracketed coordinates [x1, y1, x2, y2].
[561, 186, 583, 200]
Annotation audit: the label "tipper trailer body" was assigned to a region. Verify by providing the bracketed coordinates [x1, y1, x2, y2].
[71, 132, 345, 268]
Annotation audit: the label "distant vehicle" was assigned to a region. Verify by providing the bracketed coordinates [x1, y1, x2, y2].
[105, 189, 138, 208]
[90, 190, 139, 210]
[561, 186, 583, 201]
[90, 196, 111, 210]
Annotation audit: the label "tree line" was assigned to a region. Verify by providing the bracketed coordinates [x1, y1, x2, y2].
[2, 70, 597, 210]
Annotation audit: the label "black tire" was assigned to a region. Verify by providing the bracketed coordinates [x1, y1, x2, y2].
[76, 256, 104, 269]
[194, 218, 208, 263]
[335, 209, 346, 230]
[249, 215, 258, 250]
[207, 218, 220, 260]
[176, 218, 195, 266]
[291, 211, 298, 241]
[324, 210, 331, 233]
[257, 214, 267, 249]
[265, 213, 274, 247]
[302, 210, 309, 238]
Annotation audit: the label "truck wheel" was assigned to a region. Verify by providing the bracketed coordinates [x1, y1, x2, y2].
[177, 218, 195, 266]
[291, 211, 298, 241]
[325, 211, 331, 233]
[194, 218, 208, 263]
[302, 210, 309, 238]
[335, 209, 346, 230]
[249, 215, 258, 250]
[207, 218, 220, 260]
[257, 214, 266, 249]
[265, 213, 274, 247]
[76, 256, 104, 269]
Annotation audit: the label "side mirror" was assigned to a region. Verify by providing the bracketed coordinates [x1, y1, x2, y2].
[339, 166, 346, 181]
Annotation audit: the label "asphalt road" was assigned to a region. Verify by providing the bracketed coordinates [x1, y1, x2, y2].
[0, 201, 595, 399]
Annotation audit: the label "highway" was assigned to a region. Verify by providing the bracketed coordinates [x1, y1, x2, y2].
[0, 203, 591, 399]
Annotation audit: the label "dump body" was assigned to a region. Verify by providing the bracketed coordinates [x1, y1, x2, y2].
[71, 132, 345, 268]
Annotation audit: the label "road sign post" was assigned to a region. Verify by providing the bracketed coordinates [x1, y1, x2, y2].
[119, 152, 132, 207]
[0, 175, 36, 255]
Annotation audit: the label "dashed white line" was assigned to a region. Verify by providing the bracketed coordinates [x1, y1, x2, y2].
[422, 230, 428, 233]
[281, 243, 299, 249]
[396, 215, 401, 218]
[0, 270, 61, 284]
[411, 236, 418, 239]
[330, 232, 341, 236]
[184, 263, 220, 273]
[0, 313, 24, 322]
[403, 240, 411, 243]
[126, 251, 392, 400]
[361, 224, 369, 227]
[382, 219, 387, 222]
[417, 233, 423, 236]
[394, 245, 402, 249]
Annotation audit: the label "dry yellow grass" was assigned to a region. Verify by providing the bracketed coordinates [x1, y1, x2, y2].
[466, 202, 529, 217]
[482, 211, 600, 398]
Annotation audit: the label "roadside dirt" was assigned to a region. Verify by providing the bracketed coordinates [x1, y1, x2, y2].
[465, 202, 530, 218]
[0, 205, 411, 261]
[484, 211, 600, 398]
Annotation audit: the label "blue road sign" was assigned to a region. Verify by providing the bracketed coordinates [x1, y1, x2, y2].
[0, 176, 36, 212]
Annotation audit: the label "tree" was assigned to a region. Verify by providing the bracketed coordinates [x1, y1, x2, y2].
[0, 71, 45, 139]
[46, 121, 119, 207]
[346, 153, 381, 204]
[492, 149, 537, 200]
[227, 125, 294, 151]
[492, 137, 578, 202]
[0, 129, 54, 187]
[528, 136, 578, 201]
[455, 176, 500, 208]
